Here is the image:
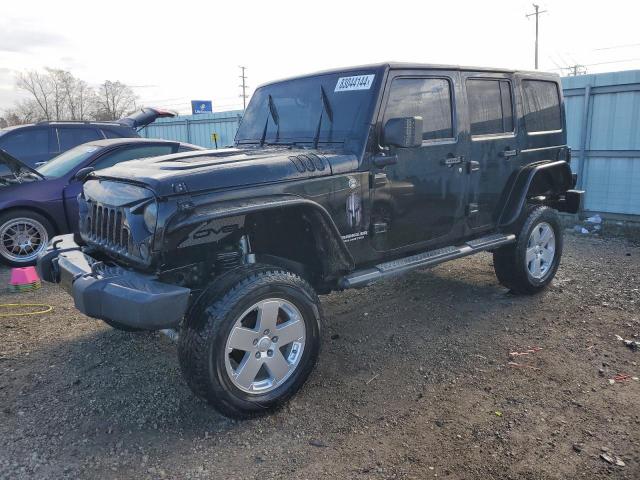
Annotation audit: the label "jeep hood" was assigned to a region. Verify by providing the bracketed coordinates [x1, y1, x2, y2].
[0, 148, 44, 184]
[92, 147, 357, 197]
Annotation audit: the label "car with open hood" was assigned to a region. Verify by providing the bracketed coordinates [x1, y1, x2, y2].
[39, 63, 584, 418]
[0, 138, 201, 266]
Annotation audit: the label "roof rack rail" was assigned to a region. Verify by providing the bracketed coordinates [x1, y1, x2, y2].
[35, 120, 122, 126]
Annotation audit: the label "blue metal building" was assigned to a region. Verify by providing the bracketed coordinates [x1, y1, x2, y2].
[562, 71, 640, 218]
[139, 110, 243, 149]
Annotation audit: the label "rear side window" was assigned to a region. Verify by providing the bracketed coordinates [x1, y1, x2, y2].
[521, 80, 562, 133]
[383, 77, 454, 141]
[93, 145, 174, 170]
[57, 127, 103, 151]
[0, 128, 49, 156]
[467, 79, 514, 136]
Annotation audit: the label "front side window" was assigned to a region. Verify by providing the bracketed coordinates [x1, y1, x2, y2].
[93, 145, 174, 170]
[521, 80, 562, 133]
[383, 77, 454, 141]
[467, 79, 514, 136]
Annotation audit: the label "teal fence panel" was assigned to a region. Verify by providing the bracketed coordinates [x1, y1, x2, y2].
[562, 71, 640, 217]
[139, 110, 244, 149]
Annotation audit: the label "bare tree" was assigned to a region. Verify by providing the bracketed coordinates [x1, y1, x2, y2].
[6, 69, 137, 125]
[16, 70, 53, 121]
[95, 80, 137, 120]
[2, 99, 45, 126]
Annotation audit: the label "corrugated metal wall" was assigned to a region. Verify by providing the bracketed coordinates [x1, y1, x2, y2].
[562, 71, 640, 217]
[139, 110, 244, 149]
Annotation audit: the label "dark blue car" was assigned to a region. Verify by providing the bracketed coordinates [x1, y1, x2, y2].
[0, 138, 202, 266]
[0, 107, 175, 168]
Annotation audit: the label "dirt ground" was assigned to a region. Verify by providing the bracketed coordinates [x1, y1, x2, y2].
[0, 233, 638, 480]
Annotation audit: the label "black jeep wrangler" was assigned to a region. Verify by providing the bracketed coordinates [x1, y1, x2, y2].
[38, 63, 583, 418]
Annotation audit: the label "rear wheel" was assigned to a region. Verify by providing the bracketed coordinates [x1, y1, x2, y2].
[493, 206, 563, 294]
[178, 265, 322, 418]
[0, 210, 54, 267]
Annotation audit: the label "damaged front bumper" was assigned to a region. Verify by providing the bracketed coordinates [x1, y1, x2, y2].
[37, 234, 190, 330]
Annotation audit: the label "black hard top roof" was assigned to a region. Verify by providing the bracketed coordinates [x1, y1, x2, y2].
[259, 62, 559, 88]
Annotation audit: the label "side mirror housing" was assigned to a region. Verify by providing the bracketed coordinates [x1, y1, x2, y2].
[73, 166, 94, 182]
[382, 116, 423, 148]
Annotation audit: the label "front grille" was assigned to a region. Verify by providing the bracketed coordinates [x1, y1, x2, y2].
[86, 202, 131, 253]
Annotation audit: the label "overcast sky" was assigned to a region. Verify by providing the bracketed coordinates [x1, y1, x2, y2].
[1, 0, 639, 114]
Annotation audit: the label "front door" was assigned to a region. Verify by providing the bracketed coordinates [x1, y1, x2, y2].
[462, 72, 519, 231]
[371, 70, 468, 252]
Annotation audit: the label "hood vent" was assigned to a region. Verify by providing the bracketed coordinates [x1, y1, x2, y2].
[289, 153, 325, 173]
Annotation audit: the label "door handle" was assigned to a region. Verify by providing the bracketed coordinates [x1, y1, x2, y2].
[372, 154, 398, 168]
[441, 155, 464, 167]
[501, 149, 518, 158]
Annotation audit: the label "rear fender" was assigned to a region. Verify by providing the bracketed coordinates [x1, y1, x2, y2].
[498, 160, 573, 227]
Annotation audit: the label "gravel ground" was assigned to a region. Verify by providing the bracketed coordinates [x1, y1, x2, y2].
[0, 233, 639, 480]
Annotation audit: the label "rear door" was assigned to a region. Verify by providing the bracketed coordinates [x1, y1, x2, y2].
[462, 72, 519, 231]
[56, 126, 103, 154]
[371, 69, 468, 252]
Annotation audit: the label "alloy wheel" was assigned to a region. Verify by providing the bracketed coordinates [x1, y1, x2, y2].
[224, 298, 306, 394]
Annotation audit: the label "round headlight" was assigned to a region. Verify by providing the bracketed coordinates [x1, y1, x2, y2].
[143, 203, 158, 232]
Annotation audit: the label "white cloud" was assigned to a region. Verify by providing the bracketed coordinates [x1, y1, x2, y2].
[1, 0, 639, 114]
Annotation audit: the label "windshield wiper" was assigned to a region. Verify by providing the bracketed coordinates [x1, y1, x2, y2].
[260, 94, 280, 146]
[313, 86, 333, 149]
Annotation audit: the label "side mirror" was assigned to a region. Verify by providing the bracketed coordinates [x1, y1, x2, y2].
[73, 166, 94, 182]
[382, 116, 423, 148]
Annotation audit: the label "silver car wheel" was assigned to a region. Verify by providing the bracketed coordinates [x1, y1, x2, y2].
[0, 217, 49, 264]
[224, 298, 306, 395]
[526, 221, 556, 279]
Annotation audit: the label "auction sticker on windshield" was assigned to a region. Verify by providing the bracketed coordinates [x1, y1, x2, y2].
[335, 75, 375, 92]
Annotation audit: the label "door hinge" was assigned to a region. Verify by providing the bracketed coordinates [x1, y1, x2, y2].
[466, 203, 479, 216]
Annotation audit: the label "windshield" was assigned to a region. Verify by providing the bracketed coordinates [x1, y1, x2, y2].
[235, 71, 379, 150]
[37, 144, 100, 178]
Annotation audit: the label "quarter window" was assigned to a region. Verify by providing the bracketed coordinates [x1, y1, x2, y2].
[383, 78, 454, 141]
[521, 80, 562, 133]
[467, 79, 514, 136]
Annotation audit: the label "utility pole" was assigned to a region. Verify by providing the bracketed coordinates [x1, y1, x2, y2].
[239, 66, 249, 110]
[526, 4, 547, 69]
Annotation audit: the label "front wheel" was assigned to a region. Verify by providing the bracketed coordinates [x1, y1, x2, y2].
[178, 265, 322, 418]
[0, 210, 54, 267]
[493, 206, 563, 294]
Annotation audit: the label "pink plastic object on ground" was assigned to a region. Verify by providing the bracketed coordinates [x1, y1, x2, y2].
[9, 267, 41, 286]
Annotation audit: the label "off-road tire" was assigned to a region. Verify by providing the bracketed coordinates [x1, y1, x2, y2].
[493, 206, 563, 294]
[178, 264, 323, 418]
[0, 209, 55, 267]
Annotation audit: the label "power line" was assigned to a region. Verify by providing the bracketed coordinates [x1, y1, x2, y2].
[239, 66, 249, 111]
[595, 42, 640, 51]
[548, 57, 640, 71]
[526, 4, 548, 70]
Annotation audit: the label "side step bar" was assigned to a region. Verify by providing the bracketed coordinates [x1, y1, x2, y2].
[340, 233, 515, 289]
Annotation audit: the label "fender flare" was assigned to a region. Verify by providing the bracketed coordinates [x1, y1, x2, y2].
[498, 160, 573, 227]
[166, 194, 355, 275]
